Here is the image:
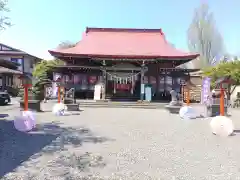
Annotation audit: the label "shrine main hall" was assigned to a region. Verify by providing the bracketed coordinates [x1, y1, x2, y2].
[48, 27, 199, 101]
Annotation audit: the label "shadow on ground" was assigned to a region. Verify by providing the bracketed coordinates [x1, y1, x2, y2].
[0, 120, 113, 178]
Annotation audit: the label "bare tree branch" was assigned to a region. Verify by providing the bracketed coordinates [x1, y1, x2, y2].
[0, 0, 11, 31]
[187, 3, 225, 68]
[57, 41, 76, 49]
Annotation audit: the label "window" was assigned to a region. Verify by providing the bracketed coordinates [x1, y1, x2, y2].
[11, 58, 23, 71]
[11, 58, 18, 63]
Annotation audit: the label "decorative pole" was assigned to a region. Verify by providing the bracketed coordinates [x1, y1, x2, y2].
[186, 87, 190, 106]
[24, 84, 30, 111]
[55, 77, 62, 104]
[19, 74, 32, 111]
[58, 85, 61, 103]
[220, 83, 225, 116]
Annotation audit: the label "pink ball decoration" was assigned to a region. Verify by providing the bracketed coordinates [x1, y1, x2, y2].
[14, 111, 36, 132]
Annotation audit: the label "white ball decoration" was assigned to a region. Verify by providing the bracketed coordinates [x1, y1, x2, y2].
[52, 103, 67, 116]
[210, 116, 234, 137]
[14, 111, 36, 132]
[179, 106, 196, 119]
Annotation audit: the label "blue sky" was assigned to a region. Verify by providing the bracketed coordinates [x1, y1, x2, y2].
[0, 0, 239, 59]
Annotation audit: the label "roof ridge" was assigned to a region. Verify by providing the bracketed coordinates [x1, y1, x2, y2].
[86, 27, 163, 33]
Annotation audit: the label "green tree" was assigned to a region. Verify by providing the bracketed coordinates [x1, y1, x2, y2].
[203, 61, 240, 98]
[31, 59, 64, 100]
[0, 0, 11, 31]
[187, 3, 225, 68]
[32, 59, 64, 78]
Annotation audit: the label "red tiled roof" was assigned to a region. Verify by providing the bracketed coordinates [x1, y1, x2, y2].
[49, 27, 199, 60]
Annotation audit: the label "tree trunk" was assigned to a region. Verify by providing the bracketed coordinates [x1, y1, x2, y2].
[228, 85, 237, 100]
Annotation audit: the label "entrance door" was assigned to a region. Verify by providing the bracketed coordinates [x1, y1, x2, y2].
[115, 77, 132, 97]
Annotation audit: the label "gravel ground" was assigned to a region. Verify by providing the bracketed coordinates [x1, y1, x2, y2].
[1, 104, 240, 179]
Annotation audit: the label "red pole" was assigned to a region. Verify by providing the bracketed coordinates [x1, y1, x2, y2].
[24, 85, 28, 111]
[58, 86, 61, 103]
[220, 84, 225, 116]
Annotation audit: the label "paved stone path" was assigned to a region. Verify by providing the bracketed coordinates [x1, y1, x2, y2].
[1, 104, 240, 179]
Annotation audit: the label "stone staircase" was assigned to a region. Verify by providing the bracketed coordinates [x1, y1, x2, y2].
[105, 93, 140, 102]
[76, 100, 168, 109]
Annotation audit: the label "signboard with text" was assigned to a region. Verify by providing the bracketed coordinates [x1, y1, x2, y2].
[201, 77, 211, 104]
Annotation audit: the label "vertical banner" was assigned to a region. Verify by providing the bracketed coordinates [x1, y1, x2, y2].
[52, 73, 62, 98]
[201, 77, 211, 104]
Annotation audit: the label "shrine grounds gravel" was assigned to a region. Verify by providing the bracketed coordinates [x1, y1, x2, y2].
[1, 104, 240, 179]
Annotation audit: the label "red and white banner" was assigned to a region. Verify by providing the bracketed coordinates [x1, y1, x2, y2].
[116, 84, 131, 90]
[89, 76, 97, 84]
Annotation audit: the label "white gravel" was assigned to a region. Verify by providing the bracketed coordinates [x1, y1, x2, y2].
[1, 105, 240, 179]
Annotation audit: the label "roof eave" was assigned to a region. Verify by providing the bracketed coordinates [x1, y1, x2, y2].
[48, 50, 199, 61]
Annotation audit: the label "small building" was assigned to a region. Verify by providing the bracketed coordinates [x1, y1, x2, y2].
[0, 59, 22, 94]
[0, 43, 41, 88]
[48, 27, 199, 101]
[0, 43, 41, 74]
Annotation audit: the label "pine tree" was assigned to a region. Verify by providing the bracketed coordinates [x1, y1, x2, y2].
[31, 71, 51, 100]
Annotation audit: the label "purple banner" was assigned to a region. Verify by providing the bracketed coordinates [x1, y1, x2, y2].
[201, 77, 211, 104]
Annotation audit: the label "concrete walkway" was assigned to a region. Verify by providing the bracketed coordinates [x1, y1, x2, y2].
[1, 105, 240, 179]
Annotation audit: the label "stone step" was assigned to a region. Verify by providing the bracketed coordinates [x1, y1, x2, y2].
[79, 104, 167, 109]
[78, 102, 168, 109]
[78, 101, 167, 106]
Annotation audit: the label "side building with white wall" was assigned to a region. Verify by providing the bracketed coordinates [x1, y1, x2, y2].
[0, 43, 41, 88]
